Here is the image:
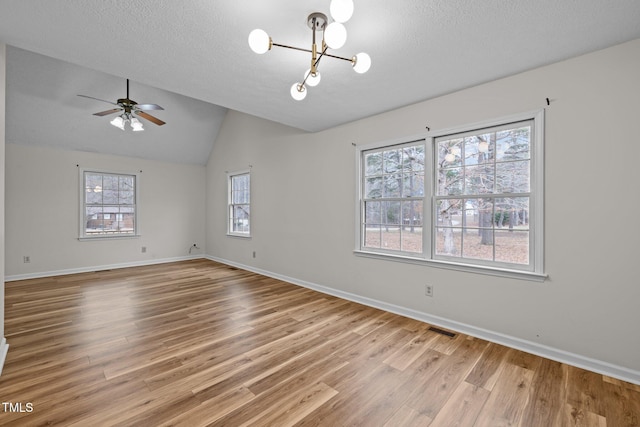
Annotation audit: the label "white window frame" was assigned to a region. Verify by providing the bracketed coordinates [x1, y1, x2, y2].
[79, 168, 141, 240]
[355, 110, 545, 281]
[227, 170, 251, 238]
[359, 139, 426, 256]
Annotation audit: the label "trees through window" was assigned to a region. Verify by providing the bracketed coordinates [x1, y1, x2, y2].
[228, 171, 251, 236]
[82, 171, 137, 238]
[357, 112, 544, 276]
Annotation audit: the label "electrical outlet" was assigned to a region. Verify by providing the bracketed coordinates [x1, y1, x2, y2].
[141, 246, 147, 253]
[23, 255, 31, 263]
[252, 251, 256, 258]
[425, 284, 433, 297]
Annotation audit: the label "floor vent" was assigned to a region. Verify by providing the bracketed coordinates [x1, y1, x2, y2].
[428, 326, 457, 338]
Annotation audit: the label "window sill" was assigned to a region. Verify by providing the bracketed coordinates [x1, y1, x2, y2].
[227, 233, 252, 239]
[353, 249, 547, 282]
[79, 234, 141, 241]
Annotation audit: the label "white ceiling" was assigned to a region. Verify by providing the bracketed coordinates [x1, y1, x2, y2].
[1, 1, 640, 164]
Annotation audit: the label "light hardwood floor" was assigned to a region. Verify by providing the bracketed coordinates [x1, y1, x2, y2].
[1, 259, 639, 426]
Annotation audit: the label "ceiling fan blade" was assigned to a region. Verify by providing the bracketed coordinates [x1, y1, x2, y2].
[77, 94, 119, 106]
[93, 108, 122, 117]
[135, 103, 164, 111]
[136, 111, 166, 126]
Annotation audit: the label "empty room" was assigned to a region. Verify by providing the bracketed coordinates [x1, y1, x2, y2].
[1, 1, 639, 425]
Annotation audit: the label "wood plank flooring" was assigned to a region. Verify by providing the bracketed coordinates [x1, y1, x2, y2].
[1, 259, 639, 426]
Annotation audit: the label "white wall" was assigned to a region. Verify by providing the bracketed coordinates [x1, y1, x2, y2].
[1, 42, 8, 374]
[206, 40, 640, 380]
[5, 144, 206, 278]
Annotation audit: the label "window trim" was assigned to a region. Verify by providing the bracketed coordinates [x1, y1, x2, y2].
[227, 169, 251, 238]
[78, 168, 141, 240]
[354, 110, 546, 281]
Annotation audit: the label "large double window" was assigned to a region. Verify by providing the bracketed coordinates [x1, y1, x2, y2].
[357, 111, 544, 278]
[81, 170, 138, 238]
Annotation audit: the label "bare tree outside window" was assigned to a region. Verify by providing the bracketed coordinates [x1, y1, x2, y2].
[435, 121, 532, 265]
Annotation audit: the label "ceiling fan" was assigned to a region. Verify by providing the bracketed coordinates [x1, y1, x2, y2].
[78, 78, 165, 131]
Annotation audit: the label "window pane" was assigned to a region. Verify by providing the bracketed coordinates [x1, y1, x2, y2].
[232, 205, 250, 233]
[383, 174, 401, 198]
[364, 226, 381, 249]
[465, 165, 494, 194]
[119, 190, 134, 205]
[365, 152, 383, 176]
[365, 201, 382, 224]
[365, 176, 382, 199]
[463, 199, 480, 228]
[402, 201, 423, 227]
[496, 160, 529, 193]
[476, 198, 495, 230]
[384, 149, 401, 173]
[382, 228, 400, 251]
[383, 201, 400, 225]
[497, 126, 530, 161]
[403, 145, 425, 171]
[85, 174, 102, 192]
[494, 197, 529, 229]
[462, 229, 495, 261]
[402, 173, 424, 197]
[438, 168, 463, 196]
[495, 230, 529, 264]
[438, 138, 463, 167]
[436, 227, 461, 257]
[103, 175, 119, 190]
[436, 199, 462, 227]
[86, 188, 102, 204]
[119, 175, 134, 191]
[102, 189, 118, 204]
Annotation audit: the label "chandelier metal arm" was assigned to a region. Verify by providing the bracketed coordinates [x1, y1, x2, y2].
[271, 43, 352, 63]
[271, 43, 313, 54]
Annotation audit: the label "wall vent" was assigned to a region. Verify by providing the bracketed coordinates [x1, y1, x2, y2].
[428, 326, 457, 338]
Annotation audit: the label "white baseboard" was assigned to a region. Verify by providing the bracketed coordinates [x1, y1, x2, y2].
[206, 255, 640, 386]
[0, 337, 8, 377]
[4, 255, 206, 282]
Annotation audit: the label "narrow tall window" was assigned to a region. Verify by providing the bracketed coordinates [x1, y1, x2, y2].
[228, 171, 251, 236]
[81, 171, 137, 238]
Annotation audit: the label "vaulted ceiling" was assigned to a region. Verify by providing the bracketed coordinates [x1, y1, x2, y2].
[1, 1, 639, 164]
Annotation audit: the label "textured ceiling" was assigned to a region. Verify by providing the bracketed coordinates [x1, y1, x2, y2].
[1, 0, 640, 163]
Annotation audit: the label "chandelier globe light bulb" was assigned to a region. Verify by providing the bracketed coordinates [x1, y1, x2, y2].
[305, 69, 322, 87]
[330, 0, 354, 23]
[324, 22, 347, 49]
[352, 52, 371, 74]
[248, 29, 271, 54]
[290, 83, 307, 101]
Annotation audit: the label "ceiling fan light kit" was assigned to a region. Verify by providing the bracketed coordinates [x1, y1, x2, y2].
[78, 79, 166, 131]
[248, 0, 370, 101]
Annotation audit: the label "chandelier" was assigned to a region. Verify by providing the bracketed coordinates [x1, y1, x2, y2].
[248, 0, 371, 101]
